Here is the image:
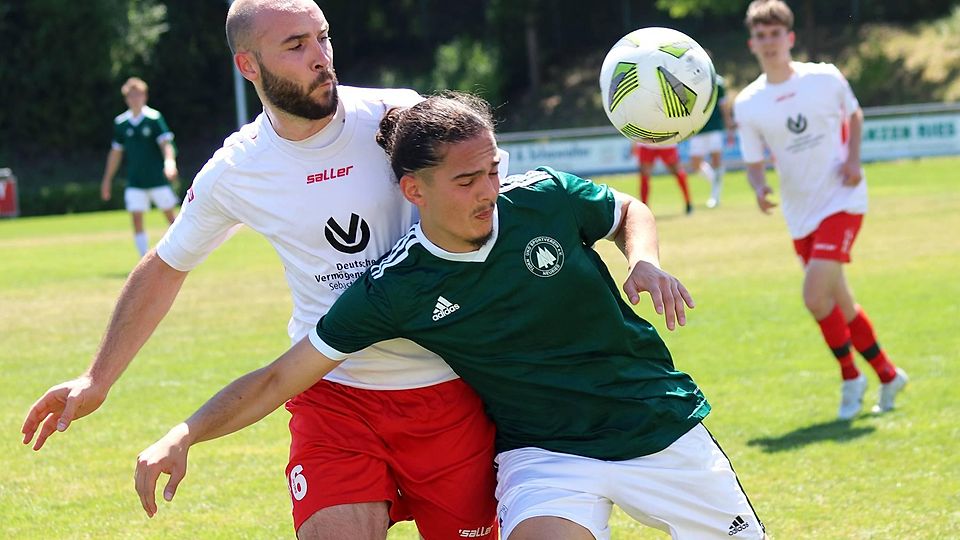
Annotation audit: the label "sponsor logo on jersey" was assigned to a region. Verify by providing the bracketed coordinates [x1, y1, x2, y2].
[307, 165, 354, 184]
[787, 114, 807, 134]
[458, 526, 493, 538]
[186, 187, 195, 202]
[325, 213, 370, 254]
[775, 92, 796, 103]
[728, 515, 749, 535]
[142, 126, 152, 137]
[126, 128, 134, 137]
[432, 296, 460, 321]
[523, 236, 564, 278]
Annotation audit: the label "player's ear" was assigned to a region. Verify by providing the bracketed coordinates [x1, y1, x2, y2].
[235, 52, 259, 82]
[399, 174, 424, 206]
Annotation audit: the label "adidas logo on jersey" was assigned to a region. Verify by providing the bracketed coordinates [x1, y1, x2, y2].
[728, 516, 749, 536]
[432, 296, 460, 321]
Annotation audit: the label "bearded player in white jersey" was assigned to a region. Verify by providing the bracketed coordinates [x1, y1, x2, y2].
[734, 0, 907, 421]
[21, 1, 499, 538]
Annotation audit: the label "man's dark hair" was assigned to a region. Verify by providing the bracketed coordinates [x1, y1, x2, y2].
[376, 92, 495, 181]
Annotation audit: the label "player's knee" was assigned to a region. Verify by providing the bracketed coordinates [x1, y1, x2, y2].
[297, 502, 390, 540]
[802, 291, 833, 319]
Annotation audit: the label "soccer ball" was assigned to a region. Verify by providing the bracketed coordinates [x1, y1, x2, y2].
[600, 27, 717, 146]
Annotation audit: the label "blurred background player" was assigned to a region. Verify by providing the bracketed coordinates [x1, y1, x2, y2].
[687, 60, 734, 209]
[632, 142, 693, 215]
[100, 77, 179, 257]
[734, 0, 907, 419]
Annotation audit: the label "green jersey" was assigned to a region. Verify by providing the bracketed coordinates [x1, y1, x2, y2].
[700, 76, 727, 133]
[112, 106, 173, 188]
[312, 167, 709, 461]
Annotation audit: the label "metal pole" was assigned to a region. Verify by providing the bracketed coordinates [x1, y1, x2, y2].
[228, 0, 249, 128]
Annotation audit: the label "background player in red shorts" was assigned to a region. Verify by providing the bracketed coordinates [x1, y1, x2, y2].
[632, 142, 693, 215]
[734, 0, 907, 420]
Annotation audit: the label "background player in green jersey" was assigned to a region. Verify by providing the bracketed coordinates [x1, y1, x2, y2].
[134, 93, 766, 539]
[100, 77, 180, 257]
[686, 62, 734, 209]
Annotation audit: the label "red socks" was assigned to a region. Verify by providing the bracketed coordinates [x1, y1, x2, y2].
[675, 170, 691, 205]
[848, 308, 897, 383]
[640, 174, 651, 204]
[817, 306, 859, 380]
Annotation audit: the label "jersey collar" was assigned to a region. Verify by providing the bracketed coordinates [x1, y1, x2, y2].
[414, 206, 500, 263]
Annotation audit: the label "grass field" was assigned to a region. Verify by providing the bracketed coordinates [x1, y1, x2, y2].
[2, 157, 958, 539]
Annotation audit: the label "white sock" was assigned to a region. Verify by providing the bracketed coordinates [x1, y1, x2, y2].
[712, 166, 725, 201]
[698, 161, 716, 184]
[135, 232, 149, 256]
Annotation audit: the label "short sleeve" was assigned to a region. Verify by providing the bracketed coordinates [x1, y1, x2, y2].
[310, 272, 400, 359]
[827, 64, 860, 116]
[734, 101, 766, 164]
[155, 164, 242, 271]
[545, 168, 621, 245]
[112, 121, 125, 149]
[155, 114, 174, 144]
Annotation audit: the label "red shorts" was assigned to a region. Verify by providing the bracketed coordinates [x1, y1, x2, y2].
[285, 378, 498, 538]
[635, 145, 680, 166]
[793, 212, 864, 265]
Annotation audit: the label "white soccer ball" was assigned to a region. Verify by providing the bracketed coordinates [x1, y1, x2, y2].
[600, 27, 717, 146]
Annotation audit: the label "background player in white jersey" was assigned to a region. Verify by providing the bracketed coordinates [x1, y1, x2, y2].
[100, 77, 180, 257]
[22, 1, 498, 538]
[134, 93, 766, 540]
[686, 64, 734, 209]
[734, 0, 907, 420]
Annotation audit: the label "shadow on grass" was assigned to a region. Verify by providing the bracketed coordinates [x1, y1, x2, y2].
[746, 418, 876, 453]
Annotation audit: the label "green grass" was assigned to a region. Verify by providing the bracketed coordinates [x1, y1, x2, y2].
[2, 157, 958, 539]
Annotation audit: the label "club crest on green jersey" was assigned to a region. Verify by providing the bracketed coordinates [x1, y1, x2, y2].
[524, 236, 564, 277]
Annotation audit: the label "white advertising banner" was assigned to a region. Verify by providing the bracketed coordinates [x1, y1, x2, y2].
[498, 112, 960, 178]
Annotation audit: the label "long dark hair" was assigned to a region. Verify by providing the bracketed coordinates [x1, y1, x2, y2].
[376, 92, 495, 181]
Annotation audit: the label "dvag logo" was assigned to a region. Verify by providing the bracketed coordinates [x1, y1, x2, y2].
[325, 213, 370, 254]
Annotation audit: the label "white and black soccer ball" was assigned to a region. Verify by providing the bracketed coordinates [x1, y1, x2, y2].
[600, 27, 717, 146]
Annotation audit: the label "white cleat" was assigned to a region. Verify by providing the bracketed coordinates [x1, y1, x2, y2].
[872, 368, 908, 414]
[838, 373, 868, 420]
[706, 197, 718, 208]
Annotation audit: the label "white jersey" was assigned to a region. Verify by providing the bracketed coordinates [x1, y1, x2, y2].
[734, 62, 867, 239]
[156, 86, 458, 390]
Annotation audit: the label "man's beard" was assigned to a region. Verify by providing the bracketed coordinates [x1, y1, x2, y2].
[467, 230, 494, 250]
[260, 64, 339, 120]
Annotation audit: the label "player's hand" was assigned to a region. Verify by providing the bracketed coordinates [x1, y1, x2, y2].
[623, 261, 695, 331]
[754, 185, 777, 214]
[21, 375, 108, 451]
[135, 424, 191, 518]
[840, 158, 863, 186]
[163, 159, 178, 182]
[101, 183, 112, 201]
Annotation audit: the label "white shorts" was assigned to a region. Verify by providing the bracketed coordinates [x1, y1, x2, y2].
[688, 130, 724, 157]
[494, 424, 764, 540]
[124, 185, 179, 212]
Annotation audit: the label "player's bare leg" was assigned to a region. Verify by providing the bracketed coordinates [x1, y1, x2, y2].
[297, 502, 390, 540]
[509, 516, 594, 540]
[162, 208, 176, 225]
[802, 258, 844, 320]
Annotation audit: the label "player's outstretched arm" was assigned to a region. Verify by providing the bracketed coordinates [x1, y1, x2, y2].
[745, 162, 777, 213]
[134, 338, 339, 517]
[21, 251, 188, 451]
[613, 195, 694, 331]
[840, 108, 864, 186]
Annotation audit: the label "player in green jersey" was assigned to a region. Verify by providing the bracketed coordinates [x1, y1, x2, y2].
[135, 93, 765, 539]
[686, 67, 735, 208]
[100, 77, 180, 257]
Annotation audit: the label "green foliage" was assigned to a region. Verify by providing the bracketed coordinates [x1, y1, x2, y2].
[844, 7, 960, 103]
[655, 0, 743, 19]
[430, 38, 502, 104]
[18, 181, 123, 217]
[110, 0, 170, 77]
